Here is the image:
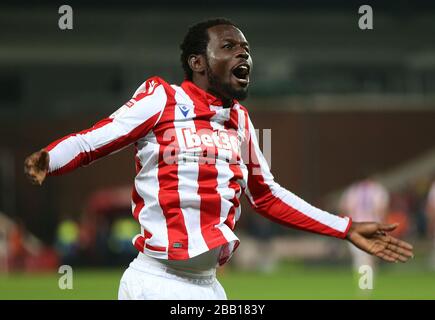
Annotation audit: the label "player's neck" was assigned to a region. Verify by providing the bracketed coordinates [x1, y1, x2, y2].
[190, 78, 232, 108]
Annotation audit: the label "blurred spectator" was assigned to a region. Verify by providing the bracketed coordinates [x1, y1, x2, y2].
[77, 214, 101, 266]
[385, 192, 410, 238]
[3, 218, 58, 272]
[426, 180, 435, 269]
[24, 247, 59, 272]
[0, 213, 11, 272]
[7, 221, 27, 271]
[406, 177, 432, 238]
[340, 178, 389, 273]
[55, 217, 80, 265]
[108, 217, 139, 266]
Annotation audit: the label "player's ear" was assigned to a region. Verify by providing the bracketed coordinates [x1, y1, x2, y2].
[188, 54, 206, 74]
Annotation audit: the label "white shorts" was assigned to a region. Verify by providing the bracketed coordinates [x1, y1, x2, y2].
[118, 253, 227, 300]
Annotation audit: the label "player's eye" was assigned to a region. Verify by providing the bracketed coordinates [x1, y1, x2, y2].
[223, 43, 234, 49]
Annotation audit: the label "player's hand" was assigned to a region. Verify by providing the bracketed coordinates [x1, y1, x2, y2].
[346, 221, 414, 263]
[24, 149, 49, 186]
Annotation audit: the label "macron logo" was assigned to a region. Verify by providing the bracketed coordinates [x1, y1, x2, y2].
[178, 105, 190, 118]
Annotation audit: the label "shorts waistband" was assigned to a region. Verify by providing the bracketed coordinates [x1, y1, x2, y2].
[130, 253, 217, 284]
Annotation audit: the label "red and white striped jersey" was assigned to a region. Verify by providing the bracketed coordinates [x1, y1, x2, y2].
[46, 76, 352, 265]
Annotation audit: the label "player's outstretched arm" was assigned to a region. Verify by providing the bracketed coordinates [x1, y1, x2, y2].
[346, 222, 414, 263]
[24, 149, 49, 186]
[23, 77, 166, 177]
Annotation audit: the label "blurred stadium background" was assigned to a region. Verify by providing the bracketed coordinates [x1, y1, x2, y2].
[1, 0, 435, 299]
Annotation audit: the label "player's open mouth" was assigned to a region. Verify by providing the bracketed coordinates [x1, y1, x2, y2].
[232, 63, 250, 86]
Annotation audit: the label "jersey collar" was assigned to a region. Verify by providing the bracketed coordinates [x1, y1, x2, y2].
[181, 80, 238, 108]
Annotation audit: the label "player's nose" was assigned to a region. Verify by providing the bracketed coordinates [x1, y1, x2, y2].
[235, 45, 249, 59]
[236, 50, 249, 60]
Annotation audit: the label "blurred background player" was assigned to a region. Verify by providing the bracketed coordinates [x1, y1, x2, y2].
[340, 178, 390, 273]
[426, 179, 435, 269]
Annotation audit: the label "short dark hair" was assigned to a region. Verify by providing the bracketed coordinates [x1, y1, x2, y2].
[180, 18, 238, 81]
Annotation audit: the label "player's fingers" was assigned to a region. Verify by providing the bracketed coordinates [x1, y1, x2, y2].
[376, 251, 396, 263]
[33, 178, 43, 186]
[25, 167, 36, 179]
[24, 158, 34, 173]
[24, 168, 42, 185]
[26, 174, 36, 185]
[375, 234, 414, 252]
[381, 235, 414, 256]
[382, 249, 409, 263]
[31, 171, 43, 184]
[382, 248, 400, 260]
[397, 254, 411, 263]
[387, 236, 414, 251]
[385, 242, 414, 258]
[24, 153, 41, 172]
[378, 223, 398, 232]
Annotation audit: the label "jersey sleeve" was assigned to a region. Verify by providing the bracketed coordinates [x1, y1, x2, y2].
[243, 114, 352, 239]
[45, 77, 167, 175]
